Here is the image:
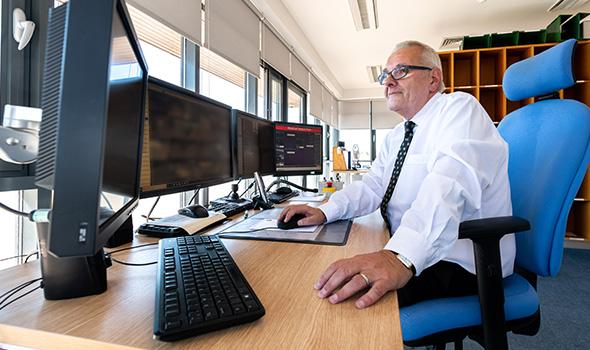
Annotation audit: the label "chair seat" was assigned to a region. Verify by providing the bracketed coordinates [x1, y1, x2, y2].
[400, 273, 540, 342]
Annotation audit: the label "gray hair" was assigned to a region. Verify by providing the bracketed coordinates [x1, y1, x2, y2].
[391, 40, 445, 92]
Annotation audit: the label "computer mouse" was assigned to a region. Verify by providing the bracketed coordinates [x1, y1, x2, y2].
[178, 204, 209, 218]
[277, 213, 306, 230]
[275, 187, 293, 195]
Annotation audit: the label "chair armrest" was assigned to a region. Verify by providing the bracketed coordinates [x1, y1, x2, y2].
[457, 215, 530, 350]
[458, 216, 530, 241]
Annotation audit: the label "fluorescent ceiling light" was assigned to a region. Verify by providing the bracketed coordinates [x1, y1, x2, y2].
[366, 65, 382, 83]
[348, 0, 379, 31]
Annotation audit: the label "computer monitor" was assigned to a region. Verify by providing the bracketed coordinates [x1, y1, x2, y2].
[273, 122, 323, 176]
[35, 0, 147, 299]
[139, 77, 234, 198]
[231, 110, 275, 178]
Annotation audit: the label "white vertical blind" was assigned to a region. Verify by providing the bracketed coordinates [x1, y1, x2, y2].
[339, 101, 370, 129]
[207, 0, 260, 77]
[262, 24, 290, 77]
[127, 0, 201, 45]
[331, 95, 339, 128]
[310, 74, 323, 118]
[322, 86, 334, 127]
[290, 54, 309, 91]
[372, 99, 403, 129]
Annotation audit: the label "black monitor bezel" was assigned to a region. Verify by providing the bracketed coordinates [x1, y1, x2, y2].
[273, 121, 323, 176]
[139, 76, 235, 198]
[39, 0, 148, 257]
[231, 109, 275, 179]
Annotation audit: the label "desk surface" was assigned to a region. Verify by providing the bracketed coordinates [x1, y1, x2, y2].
[0, 211, 402, 349]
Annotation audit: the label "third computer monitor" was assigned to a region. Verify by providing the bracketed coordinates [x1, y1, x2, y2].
[232, 110, 275, 179]
[273, 122, 323, 176]
[140, 77, 233, 197]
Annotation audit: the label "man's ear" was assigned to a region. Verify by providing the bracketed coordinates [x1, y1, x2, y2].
[430, 67, 442, 93]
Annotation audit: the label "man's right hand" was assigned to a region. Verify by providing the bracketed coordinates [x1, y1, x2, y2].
[278, 204, 327, 226]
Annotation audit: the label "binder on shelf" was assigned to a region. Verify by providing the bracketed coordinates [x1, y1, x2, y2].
[519, 30, 547, 45]
[462, 34, 491, 49]
[491, 31, 520, 47]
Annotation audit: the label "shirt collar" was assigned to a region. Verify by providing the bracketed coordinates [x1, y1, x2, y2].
[404, 92, 442, 129]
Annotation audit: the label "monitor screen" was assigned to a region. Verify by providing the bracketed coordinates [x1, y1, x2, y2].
[139, 77, 233, 197]
[232, 110, 275, 178]
[36, 0, 147, 258]
[274, 122, 323, 176]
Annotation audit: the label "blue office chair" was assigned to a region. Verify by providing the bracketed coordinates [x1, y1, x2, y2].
[399, 39, 590, 349]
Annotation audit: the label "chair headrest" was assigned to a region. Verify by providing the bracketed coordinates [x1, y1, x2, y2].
[503, 39, 576, 101]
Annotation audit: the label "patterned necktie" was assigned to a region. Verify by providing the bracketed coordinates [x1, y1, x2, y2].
[380, 120, 416, 236]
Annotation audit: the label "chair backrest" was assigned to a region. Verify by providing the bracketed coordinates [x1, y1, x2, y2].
[498, 39, 590, 277]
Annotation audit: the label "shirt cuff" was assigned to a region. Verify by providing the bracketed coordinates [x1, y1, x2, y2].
[384, 226, 429, 276]
[318, 201, 341, 223]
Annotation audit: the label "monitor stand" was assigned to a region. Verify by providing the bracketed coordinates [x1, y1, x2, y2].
[36, 223, 110, 300]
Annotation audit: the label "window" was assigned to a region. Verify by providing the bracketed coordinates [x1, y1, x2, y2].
[199, 48, 246, 201]
[257, 67, 265, 118]
[269, 72, 283, 121]
[126, 6, 185, 229]
[287, 83, 305, 123]
[128, 5, 182, 85]
[339, 130, 371, 162]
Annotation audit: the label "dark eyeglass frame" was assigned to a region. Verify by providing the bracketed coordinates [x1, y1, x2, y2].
[378, 64, 433, 85]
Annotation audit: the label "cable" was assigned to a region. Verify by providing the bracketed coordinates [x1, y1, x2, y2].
[0, 282, 43, 311]
[266, 179, 318, 193]
[110, 257, 157, 266]
[0, 278, 42, 307]
[239, 182, 256, 198]
[140, 214, 161, 221]
[145, 196, 161, 223]
[105, 242, 158, 255]
[187, 188, 201, 205]
[24, 251, 39, 263]
[0, 254, 28, 262]
[0, 201, 29, 217]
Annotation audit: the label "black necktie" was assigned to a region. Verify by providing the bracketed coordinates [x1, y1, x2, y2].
[380, 121, 416, 236]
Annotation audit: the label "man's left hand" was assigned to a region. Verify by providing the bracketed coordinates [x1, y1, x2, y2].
[314, 250, 413, 309]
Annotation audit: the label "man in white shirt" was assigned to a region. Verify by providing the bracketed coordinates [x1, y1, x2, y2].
[278, 40, 515, 309]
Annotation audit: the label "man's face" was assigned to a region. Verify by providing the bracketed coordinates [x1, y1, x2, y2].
[383, 46, 437, 119]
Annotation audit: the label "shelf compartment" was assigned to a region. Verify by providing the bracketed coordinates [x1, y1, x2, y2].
[453, 51, 478, 87]
[479, 86, 504, 123]
[572, 201, 590, 240]
[564, 81, 590, 106]
[439, 53, 453, 88]
[505, 96, 533, 115]
[479, 49, 504, 86]
[454, 86, 478, 100]
[576, 167, 590, 199]
[506, 47, 533, 70]
[574, 42, 590, 80]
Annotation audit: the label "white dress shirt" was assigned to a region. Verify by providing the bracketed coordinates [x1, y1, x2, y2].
[319, 92, 515, 277]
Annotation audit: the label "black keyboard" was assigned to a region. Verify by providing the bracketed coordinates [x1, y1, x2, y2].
[138, 224, 187, 238]
[154, 235, 265, 341]
[268, 190, 299, 203]
[208, 198, 254, 217]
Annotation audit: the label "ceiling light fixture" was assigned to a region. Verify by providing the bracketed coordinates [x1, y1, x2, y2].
[348, 0, 379, 31]
[548, 0, 590, 11]
[366, 65, 383, 83]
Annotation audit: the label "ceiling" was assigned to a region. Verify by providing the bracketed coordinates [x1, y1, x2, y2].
[275, 0, 590, 100]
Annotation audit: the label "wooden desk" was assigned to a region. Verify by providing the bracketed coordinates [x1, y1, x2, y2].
[0, 211, 402, 349]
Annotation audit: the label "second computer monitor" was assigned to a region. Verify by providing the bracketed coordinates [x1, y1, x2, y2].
[140, 77, 233, 197]
[274, 122, 323, 176]
[232, 110, 275, 178]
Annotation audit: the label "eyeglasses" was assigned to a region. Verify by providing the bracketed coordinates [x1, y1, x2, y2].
[378, 64, 433, 85]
